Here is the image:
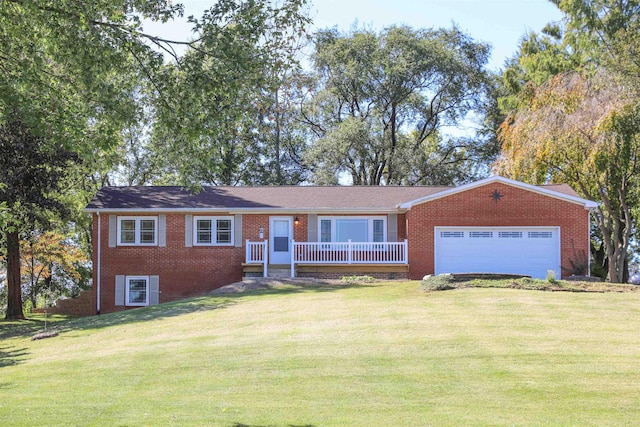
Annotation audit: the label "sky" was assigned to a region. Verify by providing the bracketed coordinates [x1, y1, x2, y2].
[149, 0, 564, 71]
[309, 0, 564, 70]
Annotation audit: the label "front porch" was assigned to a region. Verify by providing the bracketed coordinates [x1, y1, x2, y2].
[244, 239, 409, 279]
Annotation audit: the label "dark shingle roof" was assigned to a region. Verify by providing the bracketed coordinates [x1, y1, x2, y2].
[85, 185, 452, 211]
[85, 181, 586, 212]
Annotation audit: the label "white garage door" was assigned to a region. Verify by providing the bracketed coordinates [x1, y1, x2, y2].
[434, 227, 560, 279]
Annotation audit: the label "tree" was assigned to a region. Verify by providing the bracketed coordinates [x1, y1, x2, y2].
[21, 230, 90, 310]
[1, 0, 311, 315]
[496, 70, 640, 282]
[301, 25, 492, 185]
[0, 0, 187, 317]
[552, 0, 640, 84]
[0, 114, 79, 319]
[495, 0, 640, 281]
[150, 0, 311, 186]
[500, 24, 584, 111]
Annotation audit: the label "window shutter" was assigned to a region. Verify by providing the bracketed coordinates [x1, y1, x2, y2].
[234, 214, 243, 247]
[185, 215, 193, 247]
[115, 275, 125, 306]
[387, 214, 398, 242]
[308, 214, 318, 242]
[109, 215, 117, 247]
[149, 276, 160, 305]
[158, 215, 166, 247]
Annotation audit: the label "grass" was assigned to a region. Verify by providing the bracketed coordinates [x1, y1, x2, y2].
[1, 280, 640, 426]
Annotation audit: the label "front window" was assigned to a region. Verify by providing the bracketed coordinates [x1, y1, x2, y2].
[194, 216, 234, 246]
[126, 276, 149, 306]
[118, 217, 157, 246]
[318, 217, 387, 242]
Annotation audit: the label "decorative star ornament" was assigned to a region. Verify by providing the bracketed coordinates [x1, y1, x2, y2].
[491, 189, 503, 203]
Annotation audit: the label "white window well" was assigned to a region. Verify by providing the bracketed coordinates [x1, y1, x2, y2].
[193, 216, 234, 246]
[126, 276, 149, 306]
[117, 217, 157, 246]
[318, 217, 386, 242]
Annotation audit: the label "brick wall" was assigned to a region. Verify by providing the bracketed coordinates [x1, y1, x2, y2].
[405, 182, 590, 280]
[93, 213, 314, 314]
[95, 213, 246, 314]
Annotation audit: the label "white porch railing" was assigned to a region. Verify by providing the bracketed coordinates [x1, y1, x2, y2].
[245, 239, 268, 277]
[292, 239, 408, 265]
[246, 239, 409, 278]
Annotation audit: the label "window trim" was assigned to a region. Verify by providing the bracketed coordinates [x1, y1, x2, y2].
[125, 275, 149, 307]
[117, 216, 158, 246]
[192, 216, 234, 246]
[317, 216, 387, 243]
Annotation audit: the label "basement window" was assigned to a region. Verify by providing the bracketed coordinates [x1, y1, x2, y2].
[126, 276, 149, 306]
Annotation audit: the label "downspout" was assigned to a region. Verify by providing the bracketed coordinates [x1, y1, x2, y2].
[586, 208, 594, 277]
[96, 212, 101, 314]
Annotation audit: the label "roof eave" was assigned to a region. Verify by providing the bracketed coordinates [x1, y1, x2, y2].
[85, 207, 406, 214]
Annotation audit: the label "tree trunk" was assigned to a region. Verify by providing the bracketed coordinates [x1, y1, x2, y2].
[5, 230, 24, 319]
[274, 88, 282, 184]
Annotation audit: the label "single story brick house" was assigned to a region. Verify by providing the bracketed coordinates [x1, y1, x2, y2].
[85, 176, 597, 314]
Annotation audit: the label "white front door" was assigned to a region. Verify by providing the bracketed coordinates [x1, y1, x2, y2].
[269, 216, 293, 265]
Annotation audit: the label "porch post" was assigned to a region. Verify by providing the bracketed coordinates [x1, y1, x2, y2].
[263, 239, 268, 278]
[290, 239, 296, 277]
[403, 239, 408, 263]
[245, 239, 250, 264]
[348, 239, 352, 264]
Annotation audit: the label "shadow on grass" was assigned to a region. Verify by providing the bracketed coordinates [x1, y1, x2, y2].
[0, 318, 54, 340]
[0, 281, 376, 340]
[0, 345, 29, 368]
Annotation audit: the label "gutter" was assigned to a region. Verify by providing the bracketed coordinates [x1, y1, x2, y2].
[84, 207, 408, 215]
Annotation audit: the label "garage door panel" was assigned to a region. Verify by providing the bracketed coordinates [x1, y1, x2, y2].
[435, 227, 559, 279]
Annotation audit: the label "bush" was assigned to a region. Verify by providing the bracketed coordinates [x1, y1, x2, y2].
[420, 274, 455, 291]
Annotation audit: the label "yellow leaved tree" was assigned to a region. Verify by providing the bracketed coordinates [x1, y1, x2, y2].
[496, 70, 640, 283]
[20, 231, 90, 311]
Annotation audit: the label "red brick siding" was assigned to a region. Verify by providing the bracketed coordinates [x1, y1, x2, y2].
[397, 213, 407, 241]
[241, 214, 307, 242]
[95, 213, 245, 314]
[405, 183, 590, 280]
[92, 213, 324, 314]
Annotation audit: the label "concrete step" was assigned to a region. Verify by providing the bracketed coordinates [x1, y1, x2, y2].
[267, 266, 292, 278]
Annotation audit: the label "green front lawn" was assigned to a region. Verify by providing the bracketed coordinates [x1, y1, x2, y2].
[1, 281, 639, 426]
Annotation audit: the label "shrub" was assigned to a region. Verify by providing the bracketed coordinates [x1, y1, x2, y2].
[420, 274, 455, 291]
[561, 241, 589, 276]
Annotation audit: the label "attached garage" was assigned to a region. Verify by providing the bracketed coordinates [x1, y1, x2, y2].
[434, 227, 560, 279]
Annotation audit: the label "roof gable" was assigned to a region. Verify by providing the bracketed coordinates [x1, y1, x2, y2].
[399, 176, 598, 210]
